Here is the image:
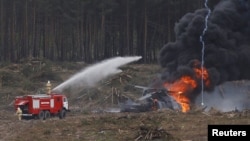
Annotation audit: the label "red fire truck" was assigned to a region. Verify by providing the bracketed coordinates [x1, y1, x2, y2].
[14, 93, 69, 120]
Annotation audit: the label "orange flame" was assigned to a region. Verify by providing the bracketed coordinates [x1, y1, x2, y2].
[164, 67, 210, 113]
[194, 67, 210, 87]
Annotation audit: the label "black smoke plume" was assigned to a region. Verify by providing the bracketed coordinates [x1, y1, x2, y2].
[159, 0, 250, 101]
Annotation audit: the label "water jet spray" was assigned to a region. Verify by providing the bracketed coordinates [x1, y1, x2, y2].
[52, 56, 142, 94]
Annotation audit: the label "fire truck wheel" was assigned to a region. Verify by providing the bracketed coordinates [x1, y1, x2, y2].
[38, 111, 45, 120]
[59, 109, 66, 119]
[44, 111, 51, 119]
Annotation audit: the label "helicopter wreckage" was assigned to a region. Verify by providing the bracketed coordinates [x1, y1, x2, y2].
[119, 85, 181, 113]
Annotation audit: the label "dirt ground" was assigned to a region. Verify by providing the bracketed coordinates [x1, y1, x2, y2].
[0, 59, 249, 141]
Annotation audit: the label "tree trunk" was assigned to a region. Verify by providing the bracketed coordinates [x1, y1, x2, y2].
[126, 0, 130, 55]
[0, 0, 4, 61]
[143, 1, 147, 62]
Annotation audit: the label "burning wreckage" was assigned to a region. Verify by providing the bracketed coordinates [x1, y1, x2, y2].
[120, 0, 250, 113]
[120, 60, 211, 113]
[119, 61, 250, 113]
[119, 85, 181, 113]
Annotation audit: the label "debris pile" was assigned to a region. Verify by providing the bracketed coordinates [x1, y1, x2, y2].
[134, 126, 179, 141]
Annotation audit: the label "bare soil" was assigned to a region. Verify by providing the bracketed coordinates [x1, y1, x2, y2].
[0, 59, 249, 141]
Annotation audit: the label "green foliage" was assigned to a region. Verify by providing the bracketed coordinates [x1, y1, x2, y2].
[0, 70, 24, 87]
[19, 60, 63, 82]
[0, 61, 12, 68]
[21, 65, 35, 78]
[56, 61, 86, 71]
[22, 80, 37, 91]
[31, 70, 62, 82]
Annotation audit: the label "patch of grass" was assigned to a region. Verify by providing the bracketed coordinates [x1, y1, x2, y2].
[43, 129, 52, 135]
[55, 61, 86, 71]
[80, 119, 91, 126]
[31, 70, 62, 82]
[0, 70, 25, 87]
[21, 80, 37, 91]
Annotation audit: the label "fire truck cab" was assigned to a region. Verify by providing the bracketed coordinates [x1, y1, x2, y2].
[14, 93, 69, 120]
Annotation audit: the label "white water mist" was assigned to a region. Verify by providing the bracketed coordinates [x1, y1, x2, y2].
[52, 56, 142, 93]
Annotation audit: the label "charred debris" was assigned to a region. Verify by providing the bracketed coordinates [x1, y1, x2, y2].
[119, 85, 180, 113]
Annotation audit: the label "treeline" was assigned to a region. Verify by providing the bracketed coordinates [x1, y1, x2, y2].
[0, 0, 217, 63]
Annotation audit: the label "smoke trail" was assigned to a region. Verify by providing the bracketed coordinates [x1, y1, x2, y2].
[53, 56, 142, 93]
[199, 0, 211, 106]
[159, 0, 250, 102]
